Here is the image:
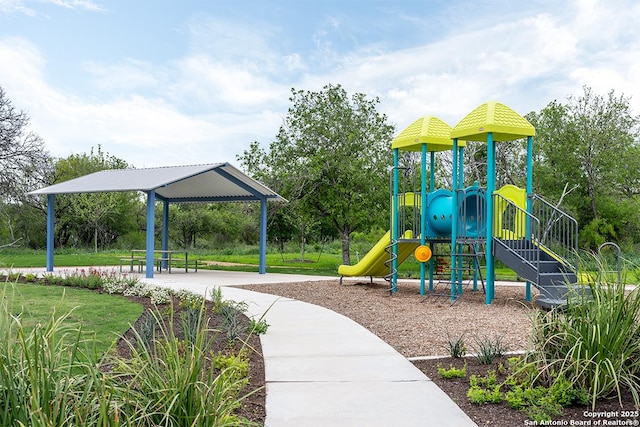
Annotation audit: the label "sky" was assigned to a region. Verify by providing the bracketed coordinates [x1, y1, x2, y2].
[0, 0, 639, 169]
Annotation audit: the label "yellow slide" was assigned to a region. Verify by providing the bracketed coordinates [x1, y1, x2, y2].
[338, 230, 419, 278]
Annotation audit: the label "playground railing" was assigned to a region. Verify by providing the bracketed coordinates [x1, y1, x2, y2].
[456, 187, 486, 240]
[530, 194, 579, 273]
[493, 193, 541, 282]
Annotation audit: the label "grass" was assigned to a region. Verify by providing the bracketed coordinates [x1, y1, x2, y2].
[1, 280, 144, 354]
[1, 246, 528, 280]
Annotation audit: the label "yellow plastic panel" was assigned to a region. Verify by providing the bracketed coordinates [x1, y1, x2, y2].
[494, 185, 527, 239]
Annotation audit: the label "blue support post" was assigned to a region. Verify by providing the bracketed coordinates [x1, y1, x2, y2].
[259, 197, 267, 274]
[162, 201, 169, 270]
[450, 139, 459, 300]
[46, 194, 54, 272]
[525, 135, 534, 301]
[391, 149, 399, 293]
[420, 143, 427, 295]
[485, 132, 496, 304]
[145, 190, 156, 279]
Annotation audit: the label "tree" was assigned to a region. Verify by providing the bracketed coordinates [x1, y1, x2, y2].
[238, 84, 395, 264]
[0, 87, 53, 248]
[0, 86, 52, 202]
[53, 146, 142, 251]
[527, 87, 640, 248]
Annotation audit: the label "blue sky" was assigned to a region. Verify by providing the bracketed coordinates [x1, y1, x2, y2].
[1, 0, 639, 168]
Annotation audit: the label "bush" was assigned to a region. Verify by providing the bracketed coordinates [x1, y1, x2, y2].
[443, 332, 467, 358]
[472, 334, 508, 364]
[437, 363, 467, 379]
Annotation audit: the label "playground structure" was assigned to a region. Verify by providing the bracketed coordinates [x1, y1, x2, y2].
[338, 101, 581, 309]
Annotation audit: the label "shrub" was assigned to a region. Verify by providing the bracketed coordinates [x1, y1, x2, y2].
[248, 317, 269, 335]
[443, 332, 467, 358]
[472, 334, 508, 364]
[437, 363, 467, 379]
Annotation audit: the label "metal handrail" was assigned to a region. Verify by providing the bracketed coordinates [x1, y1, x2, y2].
[530, 194, 579, 273]
[493, 193, 541, 284]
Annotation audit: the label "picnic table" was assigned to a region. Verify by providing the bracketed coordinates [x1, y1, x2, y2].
[119, 250, 198, 273]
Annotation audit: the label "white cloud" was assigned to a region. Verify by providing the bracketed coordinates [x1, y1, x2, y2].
[83, 59, 159, 92]
[0, 0, 104, 14]
[0, 0, 34, 15]
[298, 0, 640, 129]
[168, 53, 290, 112]
[46, 0, 104, 12]
[0, 37, 281, 167]
[2, 0, 640, 169]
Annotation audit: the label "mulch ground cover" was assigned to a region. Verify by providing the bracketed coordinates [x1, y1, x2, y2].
[413, 356, 640, 427]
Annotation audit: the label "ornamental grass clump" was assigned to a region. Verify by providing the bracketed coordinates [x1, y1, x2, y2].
[111, 302, 258, 426]
[525, 258, 640, 408]
[0, 296, 105, 426]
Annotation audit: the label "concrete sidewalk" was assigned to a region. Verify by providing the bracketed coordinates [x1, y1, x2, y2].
[137, 270, 478, 427]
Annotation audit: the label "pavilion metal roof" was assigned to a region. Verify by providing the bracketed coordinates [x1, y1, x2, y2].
[29, 162, 287, 203]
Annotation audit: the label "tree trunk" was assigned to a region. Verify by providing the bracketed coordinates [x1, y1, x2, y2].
[94, 227, 98, 253]
[341, 229, 351, 265]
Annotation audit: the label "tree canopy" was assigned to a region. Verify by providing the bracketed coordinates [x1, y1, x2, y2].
[528, 86, 640, 248]
[238, 84, 395, 263]
[53, 146, 142, 251]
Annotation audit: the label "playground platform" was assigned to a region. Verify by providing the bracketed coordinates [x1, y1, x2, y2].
[7, 268, 477, 427]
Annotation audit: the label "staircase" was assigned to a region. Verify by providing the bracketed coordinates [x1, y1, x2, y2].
[493, 193, 583, 309]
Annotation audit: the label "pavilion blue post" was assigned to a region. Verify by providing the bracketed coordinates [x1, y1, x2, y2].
[420, 143, 427, 295]
[450, 139, 459, 300]
[145, 190, 155, 279]
[391, 149, 399, 293]
[161, 201, 169, 270]
[485, 132, 496, 304]
[259, 197, 267, 274]
[429, 151, 436, 291]
[46, 194, 54, 272]
[525, 135, 534, 301]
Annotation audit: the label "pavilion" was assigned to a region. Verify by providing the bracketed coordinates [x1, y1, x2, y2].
[29, 162, 286, 278]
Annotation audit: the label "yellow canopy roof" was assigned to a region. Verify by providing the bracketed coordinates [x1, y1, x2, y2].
[392, 116, 464, 152]
[450, 101, 535, 142]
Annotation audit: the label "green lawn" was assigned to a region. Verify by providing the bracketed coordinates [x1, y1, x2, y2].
[1, 281, 144, 356]
[1, 247, 528, 280]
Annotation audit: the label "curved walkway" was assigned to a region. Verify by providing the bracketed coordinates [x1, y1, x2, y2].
[140, 270, 477, 427]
